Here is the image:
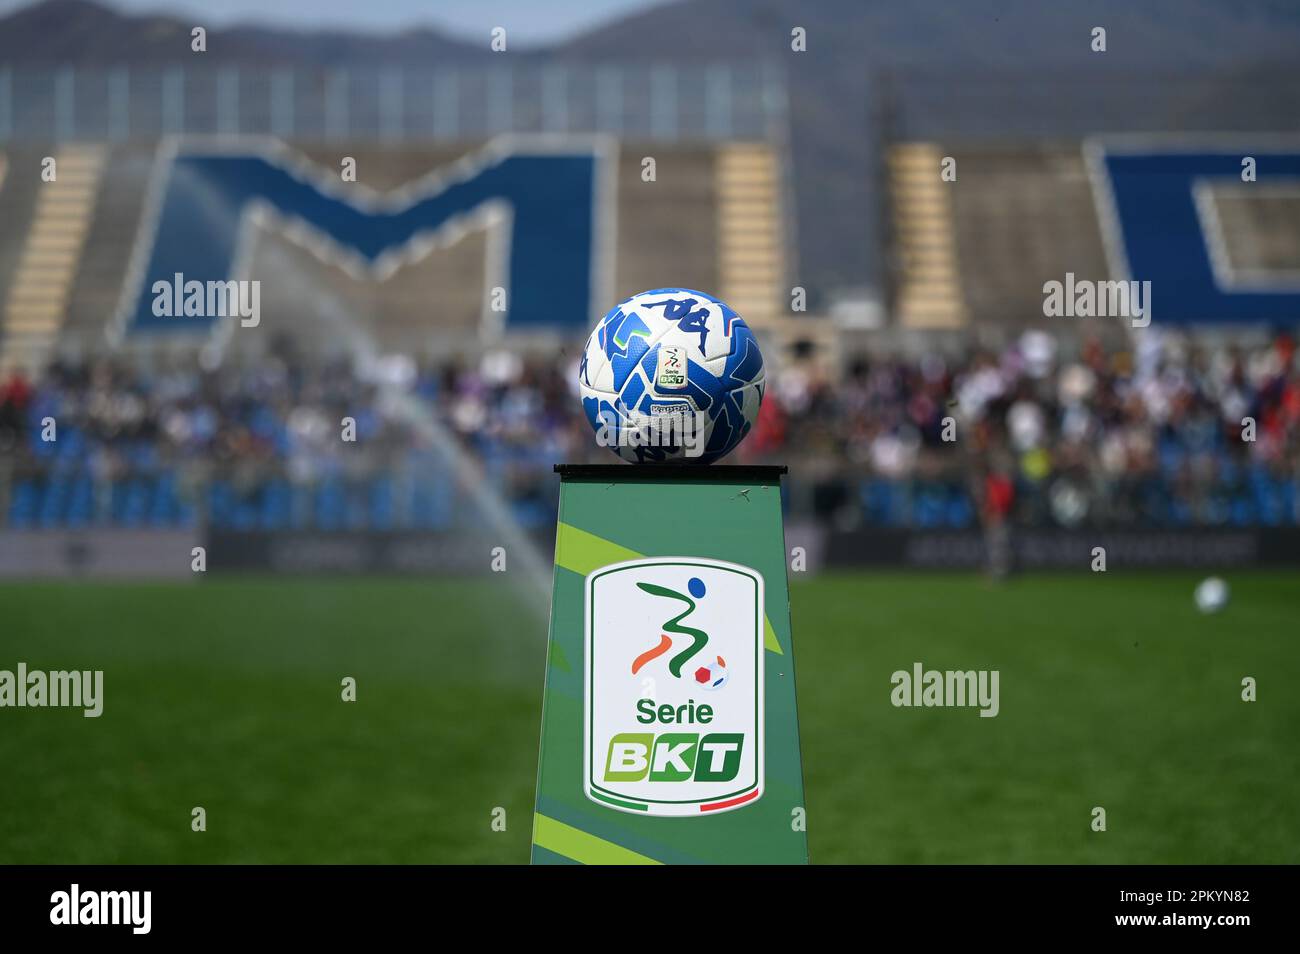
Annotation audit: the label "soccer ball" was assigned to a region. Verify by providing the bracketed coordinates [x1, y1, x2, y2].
[578, 289, 765, 464]
[1194, 577, 1229, 614]
[693, 656, 730, 691]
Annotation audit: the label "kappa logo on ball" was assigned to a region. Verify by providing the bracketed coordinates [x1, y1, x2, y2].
[584, 557, 764, 816]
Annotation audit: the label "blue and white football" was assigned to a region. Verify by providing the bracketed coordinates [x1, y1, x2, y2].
[578, 289, 765, 464]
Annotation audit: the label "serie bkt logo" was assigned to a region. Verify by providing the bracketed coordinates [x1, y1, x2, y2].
[584, 557, 764, 816]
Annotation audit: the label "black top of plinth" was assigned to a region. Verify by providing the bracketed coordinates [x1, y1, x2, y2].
[555, 463, 787, 481]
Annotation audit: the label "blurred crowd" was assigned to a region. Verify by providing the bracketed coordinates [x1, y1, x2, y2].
[1, 329, 1297, 530]
[768, 329, 1300, 529]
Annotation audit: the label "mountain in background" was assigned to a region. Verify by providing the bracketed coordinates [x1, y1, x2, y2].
[0, 0, 489, 65]
[6, 0, 1299, 69]
[3, 0, 1299, 296]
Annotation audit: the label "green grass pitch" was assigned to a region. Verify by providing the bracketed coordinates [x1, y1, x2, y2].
[1, 571, 1296, 863]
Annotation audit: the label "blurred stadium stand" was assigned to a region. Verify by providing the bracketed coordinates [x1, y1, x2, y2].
[893, 144, 1112, 333]
[0, 60, 1298, 562]
[0, 137, 788, 362]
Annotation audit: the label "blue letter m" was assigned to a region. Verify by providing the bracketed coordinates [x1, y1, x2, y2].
[118, 139, 602, 334]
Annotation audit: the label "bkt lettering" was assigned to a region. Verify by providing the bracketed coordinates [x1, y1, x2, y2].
[604, 732, 744, 782]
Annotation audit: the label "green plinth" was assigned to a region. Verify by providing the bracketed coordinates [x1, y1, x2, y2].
[531, 464, 808, 864]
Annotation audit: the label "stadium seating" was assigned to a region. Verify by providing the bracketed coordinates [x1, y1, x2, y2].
[888, 140, 1300, 334]
[2, 131, 1297, 534]
[0, 137, 791, 364]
